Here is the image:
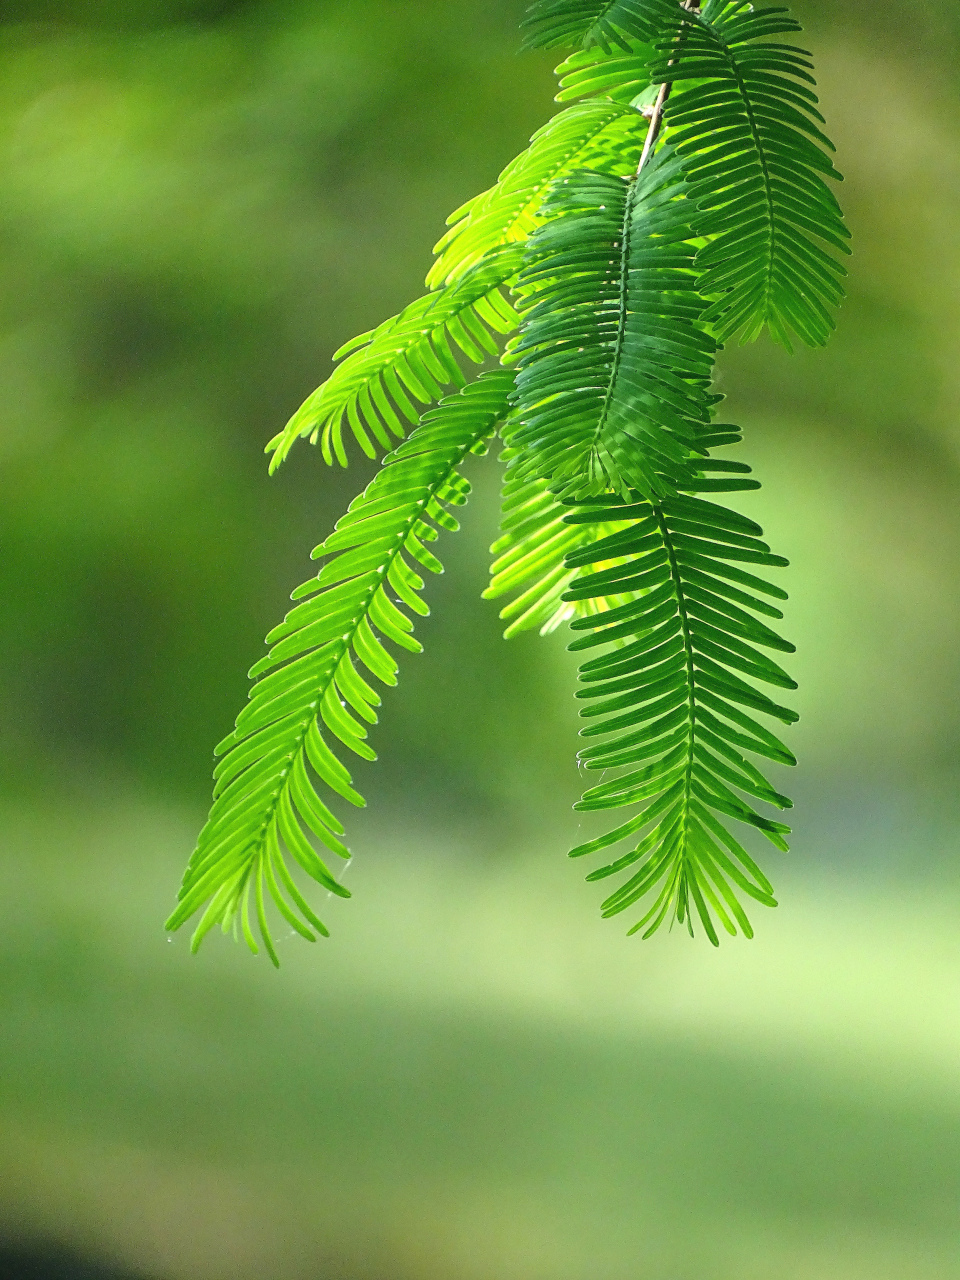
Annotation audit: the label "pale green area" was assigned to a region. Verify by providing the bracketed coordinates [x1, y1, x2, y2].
[1, 1, 959, 1277]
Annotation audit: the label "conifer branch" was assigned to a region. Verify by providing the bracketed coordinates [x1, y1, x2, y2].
[170, 0, 847, 959]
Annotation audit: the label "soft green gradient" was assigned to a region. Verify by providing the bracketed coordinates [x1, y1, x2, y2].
[1, 2, 959, 1277]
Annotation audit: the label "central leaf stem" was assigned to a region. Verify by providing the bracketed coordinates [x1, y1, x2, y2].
[652, 503, 696, 879]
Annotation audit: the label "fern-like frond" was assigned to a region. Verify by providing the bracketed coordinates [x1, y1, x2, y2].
[428, 100, 647, 290]
[507, 150, 718, 501]
[653, 0, 850, 349]
[267, 248, 520, 472]
[484, 455, 646, 638]
[167, 372, 512, 963]
[484, 464, 591, 637]
[554, 38, 656, 105]
[564, 482, 796, 943]
[521, 0, 685, 52]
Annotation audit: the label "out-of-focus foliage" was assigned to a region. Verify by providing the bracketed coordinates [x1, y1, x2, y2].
[0, 0, 564, 814]
[1, 1, 960, 1276]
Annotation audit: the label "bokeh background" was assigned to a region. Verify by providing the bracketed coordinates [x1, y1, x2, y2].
[1, 1, 959, 1277]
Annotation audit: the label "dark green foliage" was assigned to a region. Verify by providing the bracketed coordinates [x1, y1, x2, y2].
[651, 0, 850, 348]
[507, 148, 717, 501]
[170, 0, 846, 958]
[564, 489, 794, 942]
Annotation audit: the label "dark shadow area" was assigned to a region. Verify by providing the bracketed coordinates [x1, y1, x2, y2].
[0, 1242, 157, 1280]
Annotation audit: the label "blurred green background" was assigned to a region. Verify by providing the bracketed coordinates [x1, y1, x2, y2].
[2, 1, 960, 1277]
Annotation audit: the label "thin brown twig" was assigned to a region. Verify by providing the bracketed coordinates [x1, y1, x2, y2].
[636, 81, 672, 173]
[635, 0, 699, 176]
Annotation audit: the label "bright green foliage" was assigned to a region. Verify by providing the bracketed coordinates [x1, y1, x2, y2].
[483, 461, 643, 639]
[484, 466, 596, 638]
[428, 99, 647, 290]
[651, 0, 850, 348]
[564, 489, 795, 941]
[170, 0, 847, 958]
[166, 373, 510, 963]
[268, 248, 520, 471]
[554, 40, 655, 104]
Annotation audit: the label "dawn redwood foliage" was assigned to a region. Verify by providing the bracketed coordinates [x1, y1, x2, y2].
[167, 0, 848, 963]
